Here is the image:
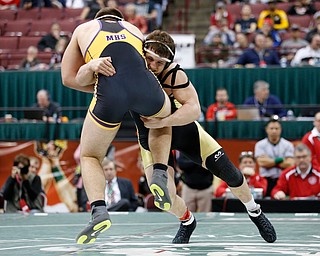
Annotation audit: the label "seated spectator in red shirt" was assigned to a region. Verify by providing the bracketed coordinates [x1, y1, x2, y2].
[215, 151, 267, 198]
[206, 87, 236, 121]
[210, 1, 233, 30]
[271, 143, 320, 200]
[302, 112, 320, 168]
[124, 3, 148, 34]
[0, 0, 19, 10]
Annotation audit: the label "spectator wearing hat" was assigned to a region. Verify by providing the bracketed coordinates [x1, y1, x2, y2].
[281, 24, 309, 65]
[257, 0, 289, 31]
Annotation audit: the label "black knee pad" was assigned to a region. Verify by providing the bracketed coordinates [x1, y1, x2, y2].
[205, 148, 243, 187]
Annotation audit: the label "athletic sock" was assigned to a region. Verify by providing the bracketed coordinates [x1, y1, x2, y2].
[90, 200, 107, 218]
[244, 196, 258, 212]
[153, 163, 168, 171]
[179, 209, 194, 225]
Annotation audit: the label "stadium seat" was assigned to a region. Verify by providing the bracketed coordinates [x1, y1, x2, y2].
[276, 2, 291, 12]
[288, 15, 312, 29]
[18, 36, 42, 50]
[226, 4, 242, 17]
[0, 36, 19, 50]
[0, 10, 17, 21]
[251, 3, 267, 18]
[16, 8, 41, 20]
[29, 20, 54, 36]
[39, 8, 64, 20]
[62, 8, 83, 20]
[3, 20, 32, 36]
[37, 51, 53, 64]
[59, 19, 78, 35]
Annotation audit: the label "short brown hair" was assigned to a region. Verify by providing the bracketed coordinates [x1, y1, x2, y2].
[95, 7, 124, 20]
[145, 30, 175, 61]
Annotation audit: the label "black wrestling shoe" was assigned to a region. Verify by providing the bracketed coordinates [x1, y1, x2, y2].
[149, 169, 171, 211]
[248, 205, 277, 243]
[172, 215, 197, 244]
[76, 211, 112, 244]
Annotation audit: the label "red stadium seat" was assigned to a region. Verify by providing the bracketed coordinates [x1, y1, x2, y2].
[0, 36, 19, 50]
[39, 8, 64, 20]
[29, 20, 54, 36]
[276, 2, 291, 12]
[288, 15, 312, 29]
[18, 36, 42, 50]
[3, 20, 32, 36]
[37, 51, 53, 64]
[226, 4, 242, 17]
[0, 10, 17, 21]
[59, 19, 78, 35]
[251, 3, 268, 18]
[62, 8, 83, 20]
[16, 8, 41, 20]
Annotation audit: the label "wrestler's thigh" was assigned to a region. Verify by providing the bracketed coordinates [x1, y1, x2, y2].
[80, 114, 119, 162]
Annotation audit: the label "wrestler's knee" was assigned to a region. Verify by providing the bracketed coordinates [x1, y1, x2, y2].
[205, 148, 243, 187]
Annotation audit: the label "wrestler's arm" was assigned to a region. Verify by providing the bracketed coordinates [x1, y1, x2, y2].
[61, 26, 94, 93]
[143, 70, 201, 128]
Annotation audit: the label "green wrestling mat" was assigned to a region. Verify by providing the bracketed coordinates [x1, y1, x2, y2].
[0, 212, 319, 255]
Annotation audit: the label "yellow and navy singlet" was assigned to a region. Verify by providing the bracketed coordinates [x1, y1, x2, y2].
[85, 20, 165, 130]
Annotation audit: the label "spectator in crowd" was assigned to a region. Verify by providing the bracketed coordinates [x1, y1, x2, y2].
[280, 24, 309, 66]
[124, 3, 148, 34]
[35, 140, 78, 212]
[257, 18, 282, 48]
[135, 0, 158, 32]
[1, 154, 45, 213]
[210, 1, 233, 29]
[49, 37, 69, 70]
[102, 158, 138, 212]
[271, 143, 320, 199]
[215, 151, 268, 198]
[290, 33, 320, 66]
[200, 33, 230, 68]
[257, 0, 289, 31]
[227, 32, 251, 67]
[234, 4, 257, 34]
[305, 11, 320, 43]
[302, 112, 320, 168]
[19, 46, 41, 70]
[287, 0, 317, 16]
[236, 33, 280, 67]
[0, 0, 19, 10]
[254, 119, 295, 197]
[37, 23, 62, 52]
[206, 87, 236, 121]
[32, 89, 62, 122]
[176, 152, 214, 212]
[204, 18, 235, 47]
[243, 80, 286, 118]
[78, 0, 106, 20]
